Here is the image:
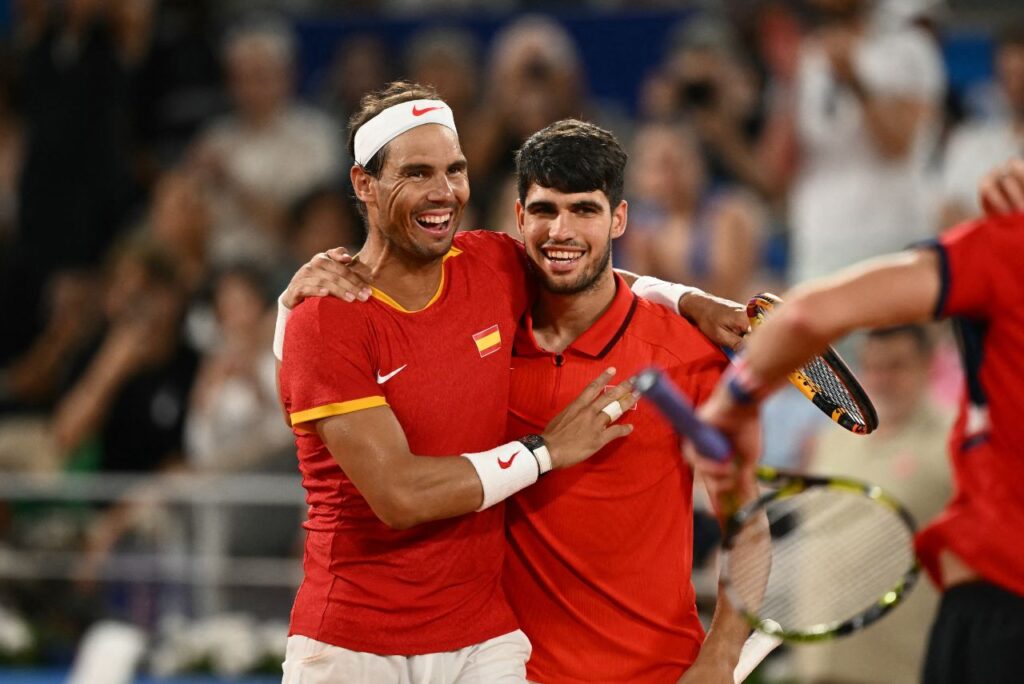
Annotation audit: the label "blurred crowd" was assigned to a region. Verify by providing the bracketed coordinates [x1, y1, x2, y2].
[0, 0, 1020, 678]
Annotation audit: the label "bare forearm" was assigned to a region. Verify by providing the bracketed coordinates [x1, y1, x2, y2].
[702, 589, 750, 664]
[742, 250, 940, 387]
[53, 362, 127, 451]
[383, 454, 486, 529]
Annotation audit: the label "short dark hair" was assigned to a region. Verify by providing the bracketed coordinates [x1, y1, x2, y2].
[515, 119, 628, 208]
[866, 324, 933, 356]
[346, 80, 442, 178]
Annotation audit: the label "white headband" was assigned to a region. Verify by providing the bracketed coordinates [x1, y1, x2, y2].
[353, 99, 458, 167]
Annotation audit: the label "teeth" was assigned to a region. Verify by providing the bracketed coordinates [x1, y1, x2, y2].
[418, 214, 451, 225]
[545, 250, 582, 261]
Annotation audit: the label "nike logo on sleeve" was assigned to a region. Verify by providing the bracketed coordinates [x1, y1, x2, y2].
[376, 365, 407, 384]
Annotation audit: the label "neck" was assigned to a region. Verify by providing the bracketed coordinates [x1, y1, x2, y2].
[357, 228, 445, 311]
[532, 270, 618, 353]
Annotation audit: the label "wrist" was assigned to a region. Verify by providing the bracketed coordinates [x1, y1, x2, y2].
[723, 357, 772, 406]
[631, 276, 702, 317]
[463, 441, 540, 510]
[518, 434, 552, 475]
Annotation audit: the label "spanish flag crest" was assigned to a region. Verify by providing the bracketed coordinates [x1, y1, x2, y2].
[472, 324, 501, 358]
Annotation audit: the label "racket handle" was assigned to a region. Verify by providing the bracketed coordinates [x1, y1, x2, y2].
[734, 630, 782, 683]
[631, 368, 732, 462]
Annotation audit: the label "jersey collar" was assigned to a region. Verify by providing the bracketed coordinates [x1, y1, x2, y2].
[514, 273, 638, 359]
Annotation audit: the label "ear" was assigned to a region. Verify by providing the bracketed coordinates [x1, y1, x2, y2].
[351, 165, 375, 206]
[611, 200, 628, 239]
[514, 199, 525, 240]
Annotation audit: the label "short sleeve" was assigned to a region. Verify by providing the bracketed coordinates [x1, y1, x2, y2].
[932, 219, 994, 320]
[279, 297, 386, 432]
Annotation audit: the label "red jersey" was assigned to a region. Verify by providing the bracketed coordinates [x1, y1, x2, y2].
[916, 216, 1024, 597]
[504, 275, 729, 683]
[279, 231, 530, 654]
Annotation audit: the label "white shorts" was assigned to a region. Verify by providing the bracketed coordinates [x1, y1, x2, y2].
[281, 630, 532, 684]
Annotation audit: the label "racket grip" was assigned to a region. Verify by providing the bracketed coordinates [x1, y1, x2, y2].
[734, 630, 782, 683]
[632, 368, 732, 462]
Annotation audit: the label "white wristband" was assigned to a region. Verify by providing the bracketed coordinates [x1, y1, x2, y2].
[631, 276, 702, 315]
[532, 444, 553, 474]
[463, 442, 539, 511]
[273, 295, 292, 361]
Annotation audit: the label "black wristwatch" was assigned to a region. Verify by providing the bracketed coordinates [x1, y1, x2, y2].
[518, 434, 552, 475]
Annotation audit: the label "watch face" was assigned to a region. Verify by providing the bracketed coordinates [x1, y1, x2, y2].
[520, 434, 545, 452]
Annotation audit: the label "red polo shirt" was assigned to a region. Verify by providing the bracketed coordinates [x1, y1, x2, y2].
[504, 275, 729, 683]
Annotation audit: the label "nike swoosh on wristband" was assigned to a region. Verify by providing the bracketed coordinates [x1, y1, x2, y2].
[412, 104, 443, 116]
[497, 453, 516, 469]
[376, 365, 407, 384]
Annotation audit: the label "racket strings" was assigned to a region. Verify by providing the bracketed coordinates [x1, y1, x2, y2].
[725, 488, 914, 635]
[801, 357, 866, 424]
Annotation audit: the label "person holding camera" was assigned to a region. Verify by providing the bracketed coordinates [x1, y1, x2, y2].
[787, 0, 945, 282]
[639, 17, 786, 201]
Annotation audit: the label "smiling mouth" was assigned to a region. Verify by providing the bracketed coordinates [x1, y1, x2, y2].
[542, 247, 585, 266]
[415, 211, 453, 234]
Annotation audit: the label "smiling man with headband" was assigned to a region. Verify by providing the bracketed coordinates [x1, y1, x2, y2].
[277, 82, 646, 683]
[276, 82, 749, 682]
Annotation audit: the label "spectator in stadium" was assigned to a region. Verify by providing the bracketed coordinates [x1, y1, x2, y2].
[147, 168, 212, 298]
[639, 16, 790, 200]
[466, 15, 597, 221]
[284, 185, 362, 272]
[52, 241, 198, 474]
[939, 23, 1024, 230]
[794, 324, 952, 683]
[786, 0, 945, 283]
[189, 17, 341, 267]
[621, 120, 765, 302]
[692, 181, 1024, 684]
[185, 262, 288, 472]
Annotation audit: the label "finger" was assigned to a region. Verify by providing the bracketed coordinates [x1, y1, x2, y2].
[571, 367, 618, 411]
[717, 329, 745, 351]
[600, 400, 624, 423]
[980, 176, 1010, 216]
[1001, 172, 1024, 213]
[325, 246, 353, 262]
[598, 423, 634, 446]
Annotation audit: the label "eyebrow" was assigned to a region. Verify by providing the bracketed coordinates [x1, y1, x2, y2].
[525, 200, 558, 213]
[569, 200, 604, 212]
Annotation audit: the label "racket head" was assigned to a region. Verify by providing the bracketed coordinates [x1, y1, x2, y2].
[720, 471, 919, 642]
[747, 293, 879, 435]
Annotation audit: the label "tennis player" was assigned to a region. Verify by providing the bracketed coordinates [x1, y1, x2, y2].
[692, 199, 1024, 681]
[503, 119, 752, 683]
[276, 82, 746, 682]
[277, 82, 642, 682]
[280, 115, 753, 682]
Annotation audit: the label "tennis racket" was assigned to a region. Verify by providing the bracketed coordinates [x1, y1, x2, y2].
[632, 369, 919, 682]
[747, 293, 878, 435]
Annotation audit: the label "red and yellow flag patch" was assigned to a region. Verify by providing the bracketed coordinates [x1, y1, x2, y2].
[473, 324, 501, 358]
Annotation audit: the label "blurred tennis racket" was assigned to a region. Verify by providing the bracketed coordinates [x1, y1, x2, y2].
[746, 293, 878, 435]
[632, 369, 919, 683]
